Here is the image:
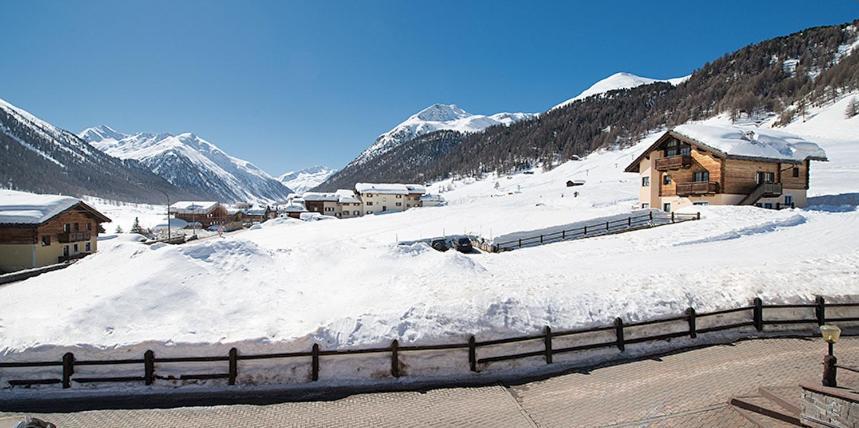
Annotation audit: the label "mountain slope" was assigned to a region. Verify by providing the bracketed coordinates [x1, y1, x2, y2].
[278, 166, 335, 194]
[320, 19, 859, 187]
[551, 72, 689, 110]
[0, 98, 193, 204]
[81, 126, 293, 203]
[317, 104, 533, 190]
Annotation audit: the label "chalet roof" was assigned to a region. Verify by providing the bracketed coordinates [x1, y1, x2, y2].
[355, 183, 409, 195]
[624, 124, 828, 173]
[335, 189, 360, 204]
[281, 201, 307, 213]
[169, 201, 220, 215]
[0, 190, 111, 225]
[302, 192, 339, 202]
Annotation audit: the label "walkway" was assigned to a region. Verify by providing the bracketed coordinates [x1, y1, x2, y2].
[2, 337, 857, 427]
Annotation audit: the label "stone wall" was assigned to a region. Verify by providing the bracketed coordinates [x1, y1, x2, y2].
[801, 383, 858, 427]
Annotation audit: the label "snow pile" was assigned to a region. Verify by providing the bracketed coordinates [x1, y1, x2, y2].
[673, 123, 827, 161]
[0, 190, 80, 224]
[552, 72, 690, 110]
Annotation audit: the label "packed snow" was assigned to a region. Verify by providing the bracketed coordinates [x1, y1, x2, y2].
[0, 191, 81, 224]
[0, 94, 857, 388]
[551, 72, 690, 110]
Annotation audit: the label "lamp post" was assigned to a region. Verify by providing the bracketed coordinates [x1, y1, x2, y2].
[820, 324, 841, 387]
[157, 189, 171, 242]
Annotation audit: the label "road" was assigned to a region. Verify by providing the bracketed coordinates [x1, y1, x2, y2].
[1, 337, 857, 427]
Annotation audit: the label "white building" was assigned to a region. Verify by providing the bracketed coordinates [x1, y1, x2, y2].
[354, 183, 425, 215]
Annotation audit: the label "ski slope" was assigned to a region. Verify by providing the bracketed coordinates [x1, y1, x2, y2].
[0, 95, 857, 387]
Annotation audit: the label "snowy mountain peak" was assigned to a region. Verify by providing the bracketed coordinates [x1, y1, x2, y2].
[413, 104, 470, 122]
[552, 72, 691, 110]
[278, 166, 336, 194]
[80, 126, 292, 203]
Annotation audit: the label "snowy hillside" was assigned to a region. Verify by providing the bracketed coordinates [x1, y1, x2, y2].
[551, 72, 690, 110]
[81, 125, 293, 203]
[1, 94, 856, 386]
[278, 166, 336, 194]
[350, 104, 534, 166]
[0, 98, 187, 203]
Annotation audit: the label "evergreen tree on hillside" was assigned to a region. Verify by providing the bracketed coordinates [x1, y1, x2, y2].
[130, 217, 144, 234]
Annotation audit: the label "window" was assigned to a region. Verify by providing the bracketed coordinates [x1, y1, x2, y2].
[641, 203, 649, 209]
[63, 245, 69, 257]
[353, 211, 359, 215]
[792, 167, 799, 177]
[784, 195, 793, 206]
[642, 177, 650, 187]
[73, 243, 79, 253]
[663, 203, 671, 212]
[680, 146, 691, 156]
[756, 171, 775, 184]
[365, 193, 372, 197]
[63, 223, 71, 232]
[86, 223, 92, 231]
[693, 201, 709, 206]
[663, 175, 671, 185]
[41, 235, 51, 246]
[693, 171, 709, 182]
[367, 211, 373, 214]
[395, 202, 402, 207]
[85, 242, 91, 252]
[382, 206, 387, 212]
[763, 203, 773, 209]
[366, 201, 373, 206]
[396, 195, 402, 199]
[73, 223, 80, 231]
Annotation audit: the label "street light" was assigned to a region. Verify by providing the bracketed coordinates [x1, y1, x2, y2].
[820, 324, 841, 387]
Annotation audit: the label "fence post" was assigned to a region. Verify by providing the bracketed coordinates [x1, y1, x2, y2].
[391, 339, 400, 378]
[584, 225, 587, 235]
[519, 238, 522, 249]
[311, 344, 320, 381]
[540, 235, 543, 244]
[561, 230, 565, 240]
[686, 308, 697, 339]
[696, 212, 701, 220]
[144, 350, 155, 385]
[628, 216, 632, 227]
[606, 221, 609, 231]
[671, 212, 675, 223]
[649, 211, 653, 222]
[544, 326, 553, 364]
[228, 347, 238, 385]
[753, 297, 763, 332]
[468, 336, 477, 372]
[815, 296, 826, 326]
[62, 352, 74, 389]
[614, 318, 625, 352]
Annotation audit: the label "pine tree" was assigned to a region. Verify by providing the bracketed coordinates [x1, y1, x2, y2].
[115, 225, 124, 234]
[130, 217, 144, 234]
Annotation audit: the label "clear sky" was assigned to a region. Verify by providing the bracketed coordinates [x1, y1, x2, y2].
[1, 1, 857, 174]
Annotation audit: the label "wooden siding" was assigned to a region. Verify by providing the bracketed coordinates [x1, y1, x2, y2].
[779, 160, 809, 190]
[660, 148, 722, 197]
[723, 159, 796, 194]
[0, 226, 37, 244]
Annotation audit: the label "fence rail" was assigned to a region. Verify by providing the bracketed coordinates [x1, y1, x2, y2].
[491, 211, 700, 252]
[1, 296, 856, 390]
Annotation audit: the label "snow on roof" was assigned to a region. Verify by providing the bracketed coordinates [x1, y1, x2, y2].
[0, 190, 82, 225]
[405, 184, 426, 194]
[301, 192, 339, 202]
[420, 193, 445, 201]
[355, 183, 409, 195]
[281, 201, 307, 212]
[169, 201, 219, 214]
[672, 124, 828, 162]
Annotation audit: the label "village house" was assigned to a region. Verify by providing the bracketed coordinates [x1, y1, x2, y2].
[419, 193, 446, 207]
[335, 189, 363, 218]
[280, 199, 307, 219]
[354, 183, 426, 215]
[0, 190, 111, 273]
[302, 192, 339, 216]
[624, 124, 827, 212]
[169, 201, 228, 228]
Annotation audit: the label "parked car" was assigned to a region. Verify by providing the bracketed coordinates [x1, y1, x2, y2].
[454, 237, 473, 253]
[431, 239, 449, 252]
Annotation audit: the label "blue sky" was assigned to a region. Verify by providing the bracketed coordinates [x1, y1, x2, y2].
[1, 1, 857, 174]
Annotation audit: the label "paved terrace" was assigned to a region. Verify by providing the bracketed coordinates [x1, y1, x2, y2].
[2, 337, 857, 427]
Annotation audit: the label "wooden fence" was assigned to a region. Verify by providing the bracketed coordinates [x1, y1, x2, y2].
[1, 296, 856, 390]
[491, 211, 700, 252]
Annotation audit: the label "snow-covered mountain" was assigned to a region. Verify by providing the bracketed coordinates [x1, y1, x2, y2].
[278, 166, 336, 194]
[351, 104, 535, 166]
[0, 98, 190, 203]
[80, 126, 292, 203]
[551, 72, 690, 110]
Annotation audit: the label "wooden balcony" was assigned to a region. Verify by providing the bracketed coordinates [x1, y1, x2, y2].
[58, 231, 91, 243]
[655, 155, 692, 171]
[676, 181, 719, 196]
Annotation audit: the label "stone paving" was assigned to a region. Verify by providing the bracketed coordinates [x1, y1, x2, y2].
[3, 337, 857, 427]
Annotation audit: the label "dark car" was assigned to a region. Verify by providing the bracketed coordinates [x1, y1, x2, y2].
[431, 239, 449, 252]
[454, 237, 473, 253]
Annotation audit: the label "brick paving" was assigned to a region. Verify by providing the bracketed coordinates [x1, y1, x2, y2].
[2, 337, 857, 427]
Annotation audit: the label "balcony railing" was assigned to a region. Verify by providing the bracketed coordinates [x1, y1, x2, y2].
[676, 181, 719, 196]
[58, 231, 91, 243]
[655, 155, 692, 171]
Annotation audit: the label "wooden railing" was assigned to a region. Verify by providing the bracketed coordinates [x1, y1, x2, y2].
[2, 296, 853, 390]
[655, 155, 692, 171]
[57, 231, 91, 243]
[676, 181, 719, 196]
